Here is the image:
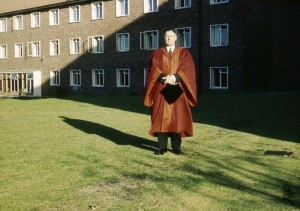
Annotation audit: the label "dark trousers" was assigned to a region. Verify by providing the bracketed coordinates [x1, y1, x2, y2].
[157, 132, 182, 150]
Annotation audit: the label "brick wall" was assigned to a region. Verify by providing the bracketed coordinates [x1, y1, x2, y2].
[0, 0, 200, 97]
[200, 0, 245, 92]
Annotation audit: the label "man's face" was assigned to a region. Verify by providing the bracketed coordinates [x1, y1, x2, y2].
[164, 30, 177, 47]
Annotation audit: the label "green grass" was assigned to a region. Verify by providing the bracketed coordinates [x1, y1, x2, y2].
[0, 93, 299, 210]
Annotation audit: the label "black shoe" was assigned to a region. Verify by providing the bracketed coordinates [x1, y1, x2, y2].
[173, 148, 183, 155]
[154, 148, 167, 155]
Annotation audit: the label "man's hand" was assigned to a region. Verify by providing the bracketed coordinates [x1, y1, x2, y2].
[163, 75, 176, 85]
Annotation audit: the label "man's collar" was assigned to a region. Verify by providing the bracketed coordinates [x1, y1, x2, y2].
[166, 46, 175, 52]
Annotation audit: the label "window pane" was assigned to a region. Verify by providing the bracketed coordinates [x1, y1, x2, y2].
[211, 68, 228, 89]
[176, 28, 191, 48]
[211, 25, 228, 46]
[94, 2, 103, 19]
[213, 70, 220, 87]
[0, 18, 6, 32]
[15, 44, 23, 57]
[221, 27, 228, 45]
[117, 34, 129, 52]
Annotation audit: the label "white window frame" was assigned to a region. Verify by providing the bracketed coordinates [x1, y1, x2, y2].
[49, 9, 60, 26]
[15, 43, 23, 58]
[27, 41, 41, 57]
[210, 24, 229, 47]
[116, 33, 130, 52]
[70, 69, 81, 86]
[116, 0, 129, 17]
[140, 30, 159, 50]
[175, 0, 191, 9]
[175, 27, 192, 48]
[0, 72, 36, 94]
[69, 5, 80, 23]
[116, 69, 130, 87]
[91, 1, 104, 20]
[50, 70, 60, 86]
[210, 67, 228, 89]
[70, 37, 81, 55]
[210, 0, 229, 5]
[25, 73, 34, 94]
[50, 39, 60, 56]
[144, 68, 148, 87]
[0, 44, 8, 59]
[0, 18, 7, 32]
[88, 35, 104, 54]
[31, 12, 40, 28]
[9, 73, 19, 93]
[144, 0, 158, 13]
[92, 69, 105, 87]
[13, 15, 23, 30]
[0, 73, 3, 92]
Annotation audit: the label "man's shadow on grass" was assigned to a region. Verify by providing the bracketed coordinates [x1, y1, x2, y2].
[59, 116, 157, 152]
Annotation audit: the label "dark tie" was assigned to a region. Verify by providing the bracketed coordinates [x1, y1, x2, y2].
[168, 48, 172, 55]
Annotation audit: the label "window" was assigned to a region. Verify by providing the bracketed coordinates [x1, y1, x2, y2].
[50, 70, 60, 86]
[15, 43, 23, 58]
[210, 67, 228, 89]
[116, 0, 129, 17]
[144, 68, 148, 87]
[70, 38, 80, 54]
[140, 30, 158, 50]
[175, 27, 191, 48]
[69, 5, 80, 23]
[91, 2, 104, 20]
[0, 73, 3, 92]
[210, 24, 228, 47]
[92, 69, 104, 87]
[88, 35, 104, 53]
[70, 69, 81, 86]
[0, 73, 35, 94]
[210, 0, 229, 5]
[116, 33, 130, 52]
[144, 0, 158, 13]
[10, 73, 19, 92]
[175, 0, 191, 9]
[27, 41, 41, 57]
[26, 73, 34, 93]
[31, 12, 40, 28]
[49, 9, 59, 25]
[13, 15, 23, 30]
[116, 69, 130, 87]
[0, 44, 7, 58]
[50, 39, 60, 56]
[0, 18, 7, 32]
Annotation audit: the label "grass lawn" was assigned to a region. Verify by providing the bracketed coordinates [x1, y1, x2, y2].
[0, 93, 299, 210]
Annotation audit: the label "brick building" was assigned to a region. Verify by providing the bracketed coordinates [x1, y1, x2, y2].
[0, 0, 299, 97]
[0, 0, 199, 97]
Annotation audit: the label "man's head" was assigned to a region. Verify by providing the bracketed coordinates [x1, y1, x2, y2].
[164, 29, 177, 47]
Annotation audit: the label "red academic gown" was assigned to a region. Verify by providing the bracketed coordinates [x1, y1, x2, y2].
[144, 47, 197, 137]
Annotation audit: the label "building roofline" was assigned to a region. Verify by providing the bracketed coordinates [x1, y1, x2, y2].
[0, 0, 94, 17]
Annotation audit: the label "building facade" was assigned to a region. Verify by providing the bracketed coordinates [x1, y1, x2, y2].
[200, 0, 300, 93]
[0, 0, 200, 97]
[0, 0, 299, 97]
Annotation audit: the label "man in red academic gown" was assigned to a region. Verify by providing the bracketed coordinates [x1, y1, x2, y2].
[144, 29, 197, 155]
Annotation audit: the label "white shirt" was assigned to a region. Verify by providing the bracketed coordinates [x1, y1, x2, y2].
[166, 46, 176, 83]
[166, 46, 175, 53]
